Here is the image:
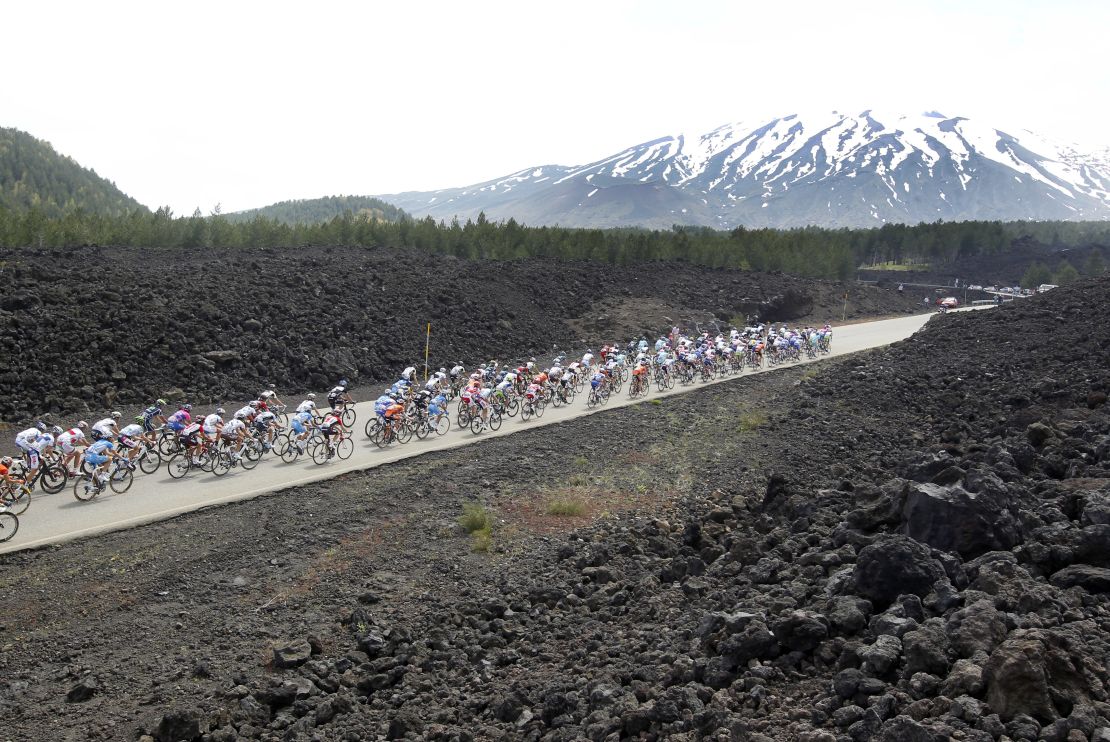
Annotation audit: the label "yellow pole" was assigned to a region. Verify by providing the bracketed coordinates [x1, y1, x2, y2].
[841, 292, 848, 322]
[424, 323, 431, 381]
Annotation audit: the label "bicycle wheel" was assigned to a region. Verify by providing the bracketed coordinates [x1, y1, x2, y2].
[336, 437, 354, 460]
[39, 464, 68, 495]
[341, 406, 356, 427]
[110, 467, 134, 494]
[396, 421, 414, 444]
[489, 411, 503, 431]
[3, 486, 31, 515]
[167, 453, 191, 480]
[550, 390, 563, 408]
[521, 403, 533, 422]
[240, 440, 263, 470]
[0, 511, 18, 542]
[504, 397, 520, 418]
[434, 416, 451, 436]
[280, 437, 302, 463]
[470, 416, 486, 435]
[310, 442, 330, 465]
[211, 452, 233, 476]
[157, 431, 179, 457]
[139, 447, 162, 475]
[73, 474, 100, 501]
[415, 419, 431, 440]
[587, 390, 598, 409]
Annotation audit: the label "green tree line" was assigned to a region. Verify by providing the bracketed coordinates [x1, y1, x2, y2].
[1, 204, 1108, 281]
[225, 195, 409, 225]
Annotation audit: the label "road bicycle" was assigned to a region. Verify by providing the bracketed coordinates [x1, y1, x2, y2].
[73, 457, 135, 501]
[311, 429, 354, 464]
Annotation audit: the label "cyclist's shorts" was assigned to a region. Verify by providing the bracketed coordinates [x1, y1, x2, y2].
[118, 436, 137, 449]
[168, 421, 185, 432]
[85, 453, 108, 466]
[291, 419, 306, 434]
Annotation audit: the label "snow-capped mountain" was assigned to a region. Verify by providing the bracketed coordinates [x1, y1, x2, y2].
[377, 111, 1110, 229]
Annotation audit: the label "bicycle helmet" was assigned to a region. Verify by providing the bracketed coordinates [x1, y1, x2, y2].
[0, 456, 11, 466]
[157, 398, 168, 406]
[268, 384, 275, 390]
[439, 367, 446, 374]
[182, 404, 192, 412]
[77, 421, 88, 430]
[339, 378, 349, 387]
[51, 425, 63, 435]
[216, 407, 226, 415]
[249, 401, 260, 409]
[112, 411, 122, 419]
[35, 421, 46, 431]
[307, 392, 316, 399]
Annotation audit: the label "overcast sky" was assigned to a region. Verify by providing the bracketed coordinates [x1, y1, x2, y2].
[4, 0, 1107, 214]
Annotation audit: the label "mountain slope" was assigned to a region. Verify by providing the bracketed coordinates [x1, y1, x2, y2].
[0, 127, 146, 218]
[378, 111, 1110, 229]
[227, 195, 409, 225]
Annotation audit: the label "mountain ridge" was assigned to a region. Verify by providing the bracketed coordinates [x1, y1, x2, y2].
[375, 111, 1110, 229]
[0, 127, 146, 218]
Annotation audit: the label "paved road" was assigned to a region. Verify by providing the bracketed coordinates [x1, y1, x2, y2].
[0, 312, 938, 554]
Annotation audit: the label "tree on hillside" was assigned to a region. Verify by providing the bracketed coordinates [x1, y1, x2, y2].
[1053, 259, 1080, 286]
[1084, 251, 1106, 277]
[1020, 262, 1052, 289]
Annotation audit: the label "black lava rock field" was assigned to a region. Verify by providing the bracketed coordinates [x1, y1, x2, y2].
[0, 244, 918, 424]
[2, 275, 1110, 742]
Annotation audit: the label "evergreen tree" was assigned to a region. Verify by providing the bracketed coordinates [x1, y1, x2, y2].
[1053, 260, 1080, 285]
[1020, 262, 1053, 289]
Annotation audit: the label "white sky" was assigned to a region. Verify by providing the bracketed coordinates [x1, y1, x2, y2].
[3, 0, 1107, 214]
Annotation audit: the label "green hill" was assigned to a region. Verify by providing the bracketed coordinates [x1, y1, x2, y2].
[0, 127, 146, 218]
[228, 195, 409, 225]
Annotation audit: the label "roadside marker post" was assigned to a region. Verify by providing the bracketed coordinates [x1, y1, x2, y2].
[424, 323, 431, 382]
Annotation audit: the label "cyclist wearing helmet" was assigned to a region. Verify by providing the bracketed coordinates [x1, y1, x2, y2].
[57, 422, 89, 476]
[295, 392, 318, 415]
[233, 401, 255, 421]
[258, 384, 284, 411]
[117, 419, 146, 464]
[166, 404, 192, 434]
[81, 435, 117, 485]
[0, 455, 24, 486]
[252, 405, 278, 450]
[139, 399, 169, 434]
[328, 379, 352, 411]
[14, 423, 43, 470]
[203, 408, 225, 440]
[91, 412, 122, 441]
[581, 350, 595, 369]
[27, 426, 59, 474]
[400, 366, 417, 383]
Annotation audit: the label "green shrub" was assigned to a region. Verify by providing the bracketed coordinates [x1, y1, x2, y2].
[547, 497, 587, 517]
[738, 411, 767, 431]
[471, 527, 493, 553]
[458, 503, 491, 533]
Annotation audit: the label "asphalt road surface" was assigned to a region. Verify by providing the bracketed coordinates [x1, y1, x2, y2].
[1, 312, 941, 554]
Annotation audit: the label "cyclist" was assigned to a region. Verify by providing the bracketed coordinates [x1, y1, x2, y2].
[401, 365, 418, 383]
[631, 360, 649, 393]
[14, 422, 45, 473]
[289, 406, 316, 454]
[234, 401, 257, 422]
[139, 399, 168, 435]
[30, 426, 60, 473]
[81, 435, 117, 486]
[203, 408, 225, 442]
[259, 384, 285, 410]
[219, 416, 249, 459]
[582, 349, 595, 370]
[166, 405, 192, 435]
[57, 421, 89, 476]
[178, 420, 206, 464]
[319, 407, 345, 454]
[295, 393, 318, 415]
[0, 456, 25, 486]
[427, 392, 449, 427]
[252, 406, 278, 450]
[91, 412, 122, 441]
[328, 379, 353, 411]
[117, 420, 147, 465]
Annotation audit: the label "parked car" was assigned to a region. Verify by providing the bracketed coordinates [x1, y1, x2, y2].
[968, 284, 983, 290]
[937, 297, 959, 308]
